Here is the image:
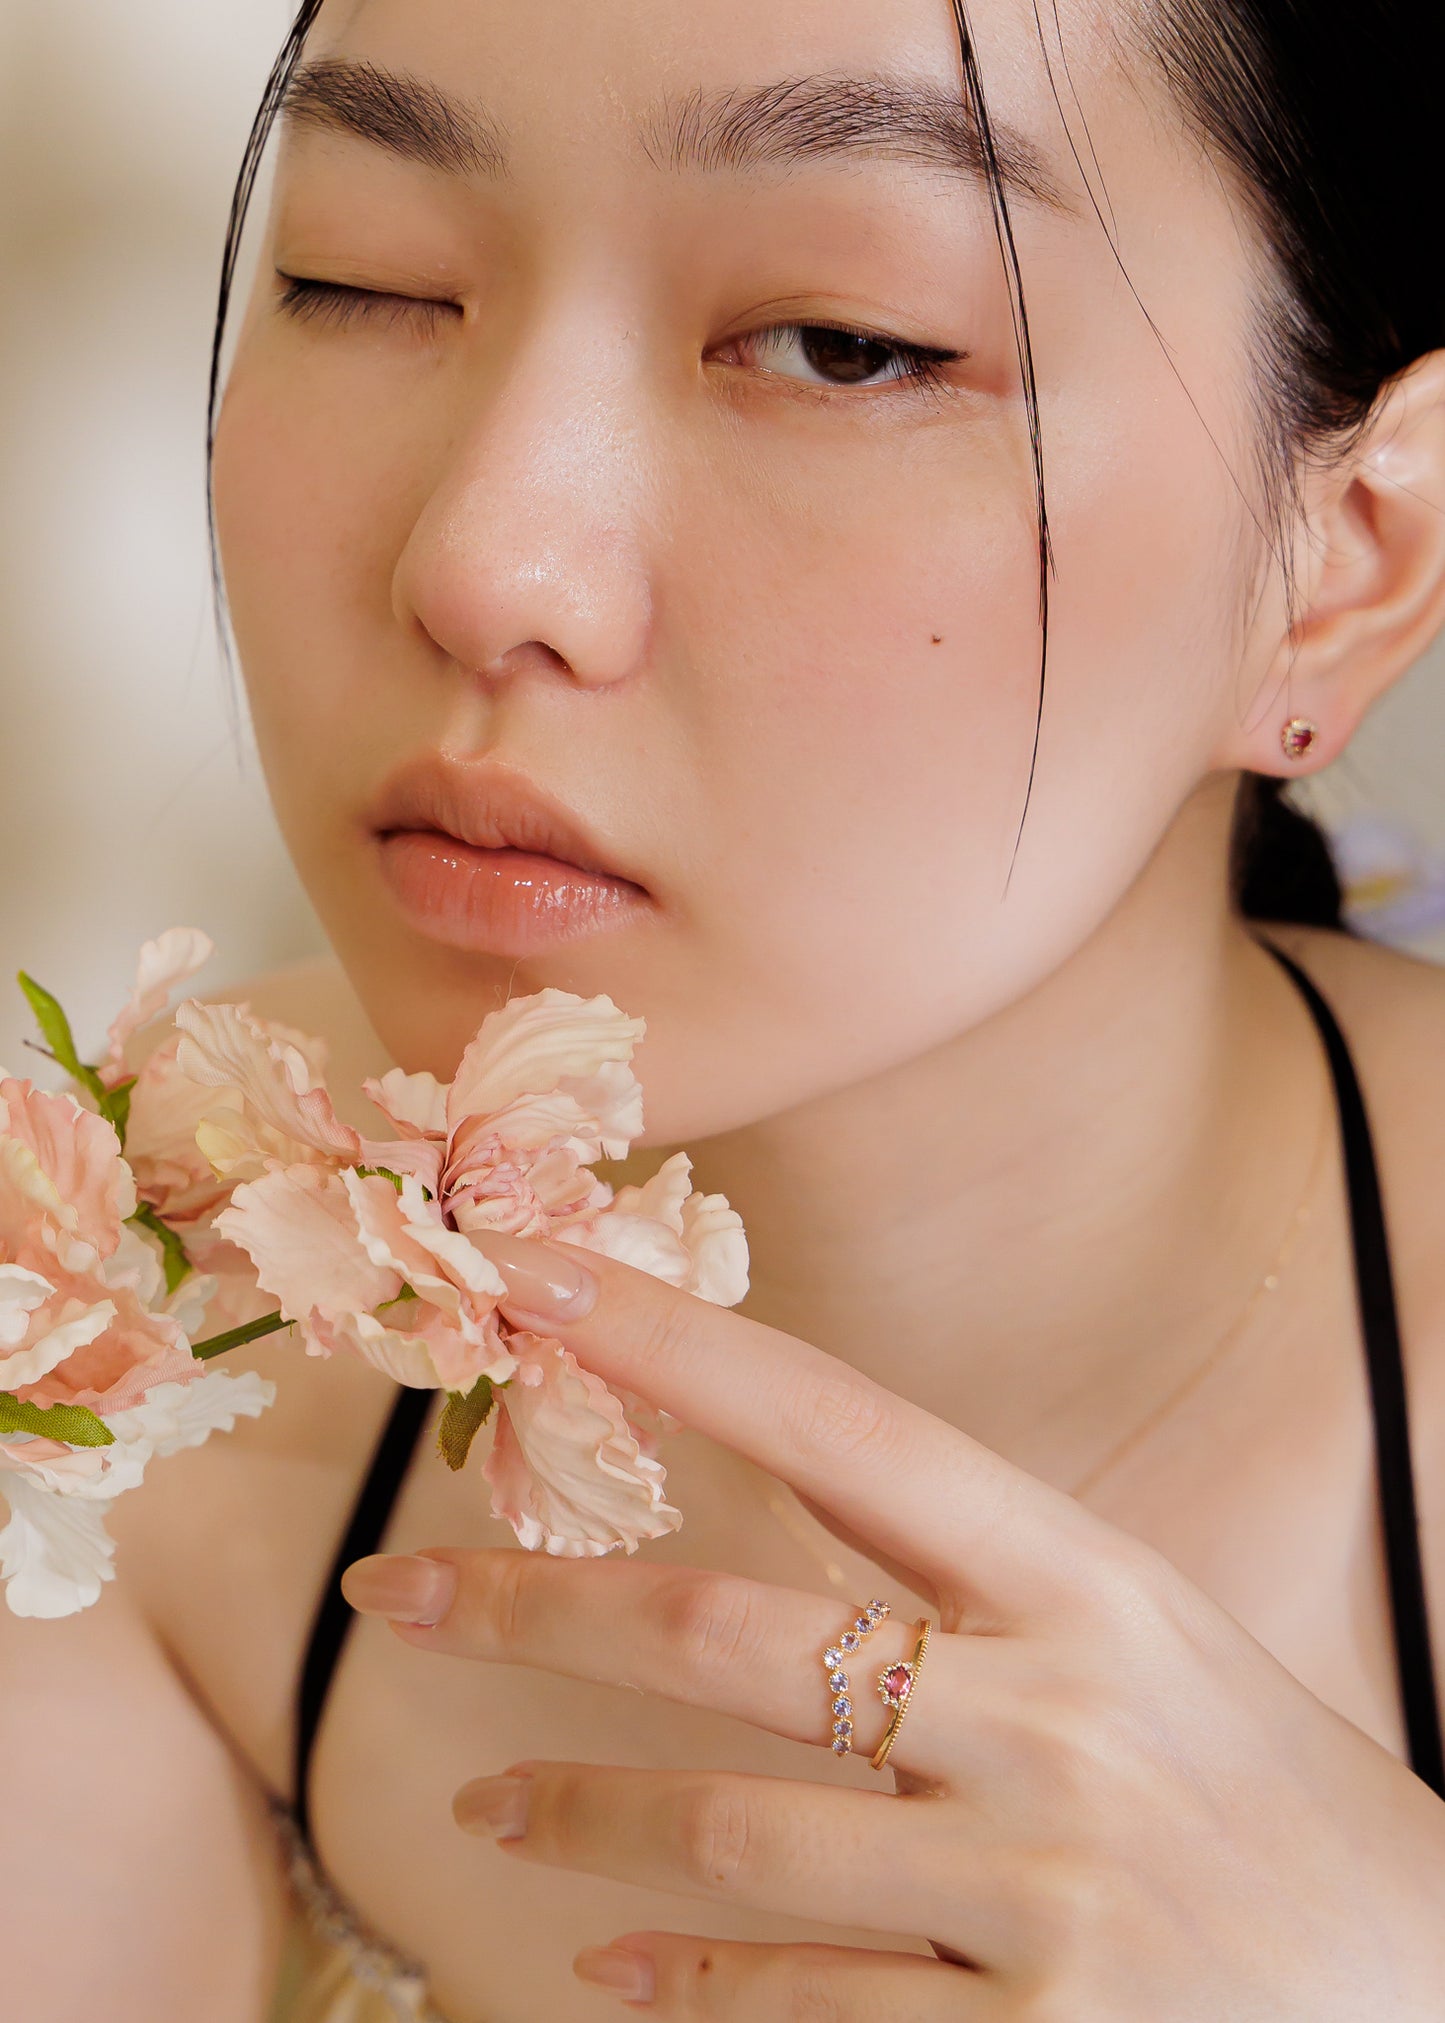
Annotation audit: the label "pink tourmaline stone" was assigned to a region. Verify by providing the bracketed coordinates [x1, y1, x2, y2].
[881, 1665, 912, 1705]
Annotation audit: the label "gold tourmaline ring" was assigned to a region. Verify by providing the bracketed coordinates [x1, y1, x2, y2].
[870, 1617, 931, 1771]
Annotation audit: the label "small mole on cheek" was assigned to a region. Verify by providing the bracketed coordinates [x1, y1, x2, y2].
[699, 1956, 714, 1974]
[931, 634, 944, 644]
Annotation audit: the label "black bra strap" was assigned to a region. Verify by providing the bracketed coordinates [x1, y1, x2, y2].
[1264, 941, 1445, 1798]
[293, 1384, 436, 1848]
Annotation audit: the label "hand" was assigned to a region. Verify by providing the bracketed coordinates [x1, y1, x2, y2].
[343, 1233, 1445, 2020]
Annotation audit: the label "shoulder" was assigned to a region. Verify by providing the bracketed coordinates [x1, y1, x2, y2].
[1261, 924, 1445, 1218]
[1263, 924, 1445, 1559]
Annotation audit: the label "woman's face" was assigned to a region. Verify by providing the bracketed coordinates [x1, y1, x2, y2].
[215, 0, 1268, 1139]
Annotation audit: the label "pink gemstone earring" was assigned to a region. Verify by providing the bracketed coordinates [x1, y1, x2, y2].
[1280, 717, 1319, 762]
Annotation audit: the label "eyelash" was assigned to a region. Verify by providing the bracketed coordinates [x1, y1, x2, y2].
[734, 320, 963, 401]
[276, 275, 459, 337]
[273, 275, 963, 399]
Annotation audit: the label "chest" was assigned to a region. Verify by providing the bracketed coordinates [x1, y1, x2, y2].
[176, 1314, 1421, 2023]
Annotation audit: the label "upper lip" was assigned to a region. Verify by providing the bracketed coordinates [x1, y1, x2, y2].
[370, 753, 646, 889]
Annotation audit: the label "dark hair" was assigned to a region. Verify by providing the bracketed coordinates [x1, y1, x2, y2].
[211, 0, 1442, 930]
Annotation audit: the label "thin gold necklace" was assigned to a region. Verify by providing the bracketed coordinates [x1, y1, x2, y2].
[1066, 1077, 1333, 1503]
[756, 1073, 1333, 1569]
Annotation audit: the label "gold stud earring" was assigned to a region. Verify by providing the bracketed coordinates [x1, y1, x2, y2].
[1280, 717, 1320, 762]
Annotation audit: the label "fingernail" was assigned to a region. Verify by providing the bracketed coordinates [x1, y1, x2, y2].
[471, 1231, 599, 1322]
[574, 1949, 656, 2004]
[341, 1554, 457, 1626]
[453, 1773, 531, 1841]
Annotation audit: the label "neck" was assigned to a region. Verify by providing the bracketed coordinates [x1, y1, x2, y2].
[670, 779, 1330, 1491]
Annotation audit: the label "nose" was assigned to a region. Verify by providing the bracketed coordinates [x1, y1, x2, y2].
[392, 326, 655, 692]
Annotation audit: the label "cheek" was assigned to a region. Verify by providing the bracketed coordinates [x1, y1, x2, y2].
[655, 409, 1139, 1005]
[211, 339, 438, 835]
[666, 407, 1048, 913]
[630, 383, 1240, 1116]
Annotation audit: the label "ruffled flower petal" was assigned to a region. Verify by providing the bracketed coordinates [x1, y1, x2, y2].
[443, 1129, 611, 1239]
[446, 991, 646, 1154]
[122, 1034, 234, 1225]
[609, 1149, 694, 1231]
[173, 1001, 363, 1179]
[484, 1331, 681, 1557]
[0, 1264, 58, 1350]
[105, 1370, 276, 1460]
[0, 1436, 114, 1494]
[102, 929, 214, 1082]
[0, 1079, 135, 1265]
[14, 1275, 196, 1416]
[603, 1152, 750, 1305]
[678, 1190, 751, 1307]
[463, 1074, 644, 1163]
[364, 1068, 449, 1140]
[0, 1471, 120, 1618]
[0, 1273, 117, 1392]
[342, 1174, 504, 1308]
[568, 1211, 693, 1286]
[306, 1308, 447, 1390]
[215, 1165, 399, 1321]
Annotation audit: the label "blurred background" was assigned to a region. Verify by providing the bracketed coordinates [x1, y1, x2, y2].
[0, 0, 319, 1068]
[1, 0, 1442, 1070]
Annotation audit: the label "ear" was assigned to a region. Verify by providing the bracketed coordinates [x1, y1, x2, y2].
[1224, 348, 1445, 778]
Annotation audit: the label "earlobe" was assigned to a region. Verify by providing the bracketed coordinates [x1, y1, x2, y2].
[1228, 348, 1445, 781]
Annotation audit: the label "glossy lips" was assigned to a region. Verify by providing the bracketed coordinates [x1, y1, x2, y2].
[371, 759, 650, 958]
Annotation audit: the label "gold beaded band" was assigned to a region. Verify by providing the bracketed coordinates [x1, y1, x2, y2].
[870, 1617, 931, 1771]
[820, 1599, 891, 1755]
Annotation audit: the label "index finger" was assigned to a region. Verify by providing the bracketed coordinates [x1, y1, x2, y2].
[473, 1230, 1117, 1618]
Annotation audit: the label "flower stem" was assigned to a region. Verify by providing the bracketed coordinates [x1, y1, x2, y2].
[191, 1311, 294, 1362]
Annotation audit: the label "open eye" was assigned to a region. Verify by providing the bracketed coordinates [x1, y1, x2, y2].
[274, 274, 462, 336]
[725, 321, 965, 397]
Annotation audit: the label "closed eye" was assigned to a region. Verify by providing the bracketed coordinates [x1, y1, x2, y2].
[274, 274, 463, 335]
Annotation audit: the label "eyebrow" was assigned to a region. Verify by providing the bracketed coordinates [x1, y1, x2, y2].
[281, 59, 1071, 213]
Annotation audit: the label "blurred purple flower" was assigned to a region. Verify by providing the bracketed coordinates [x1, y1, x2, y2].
[1329, 813, 1445, 945]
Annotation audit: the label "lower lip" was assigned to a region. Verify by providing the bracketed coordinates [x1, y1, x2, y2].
[377, 831, 650, 956]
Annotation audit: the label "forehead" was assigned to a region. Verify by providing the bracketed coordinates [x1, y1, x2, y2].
[306, 0, 1143, 200]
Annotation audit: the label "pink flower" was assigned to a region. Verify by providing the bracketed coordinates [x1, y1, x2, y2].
[0, 934, 288, 1619]
[0, 1079, 195, 1415]
[179, 988, 749, 1556]
[86, 931, 275, 1337]
[0, 1077, 135, 1277]
[484, 1332, 681, 1557]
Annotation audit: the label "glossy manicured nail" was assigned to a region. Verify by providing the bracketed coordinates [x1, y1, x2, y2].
[341, 1554, 457, 1626]
[471, 1231, 599, 1322]
[573, 1949, 656, 2004]
[453, 1774, 531, 1841]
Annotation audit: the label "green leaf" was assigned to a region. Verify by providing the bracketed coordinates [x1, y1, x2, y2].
[105, 1076, 138, 1150]
[16, 972, 107, 1108]
[436, 1377, 495, 1473]
[191, 1311, 294, 1362]
[128, 1204, 193, 1294]
[0, 1394, 114, 1448]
